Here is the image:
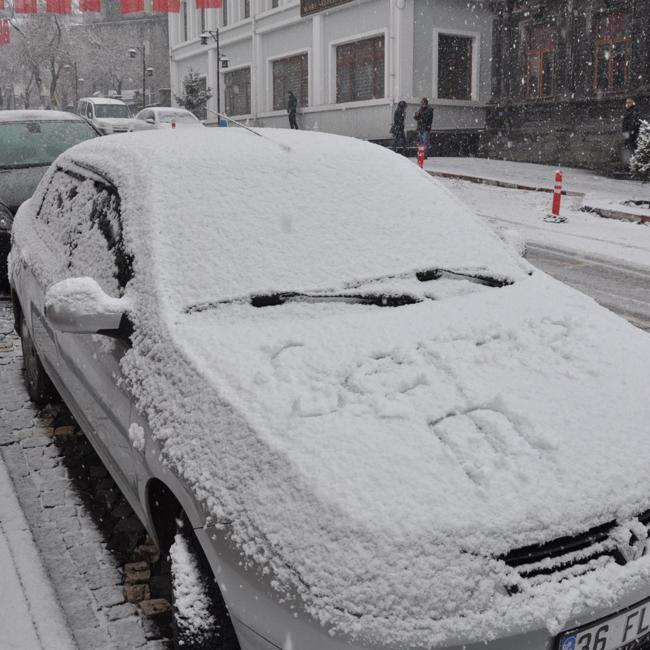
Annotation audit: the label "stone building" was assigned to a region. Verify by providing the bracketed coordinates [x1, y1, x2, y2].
[485, 0, 650, 171]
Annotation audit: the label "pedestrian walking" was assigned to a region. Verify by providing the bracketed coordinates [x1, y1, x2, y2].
[287, 90, 298, 130]
[622, 97, 642, 166]
[390, 100, 407, 155]
[414, 97, 434, 157]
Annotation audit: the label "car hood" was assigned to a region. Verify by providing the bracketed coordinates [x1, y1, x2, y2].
[96, 117, 131, 127]
[152, 270, 650, 644]
[0, 166, 49, 213]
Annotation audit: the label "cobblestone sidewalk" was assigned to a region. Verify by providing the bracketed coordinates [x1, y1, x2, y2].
[0, 299, 171, 650]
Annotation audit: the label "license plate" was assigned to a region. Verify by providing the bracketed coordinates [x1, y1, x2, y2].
[557, 597, 650, 650]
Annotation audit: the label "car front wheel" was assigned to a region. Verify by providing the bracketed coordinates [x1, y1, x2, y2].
[20, 315, 58, 406]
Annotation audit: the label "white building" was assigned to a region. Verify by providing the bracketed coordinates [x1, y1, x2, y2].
[169, 0, 493, 149]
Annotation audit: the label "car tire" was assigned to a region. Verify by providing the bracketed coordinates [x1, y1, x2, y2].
[20, 315, 58, 406]
[169, 517, 241, 650]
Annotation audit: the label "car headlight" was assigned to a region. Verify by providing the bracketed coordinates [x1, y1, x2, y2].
[0, 205, 13, 232]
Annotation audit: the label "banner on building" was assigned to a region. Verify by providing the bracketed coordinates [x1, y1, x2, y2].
[120, 0, 143, 13]
[79, 0, 101, 11]
[300, 0, 352, 16]
[46, 0, 72, 14]
[14, 0, 38, 13]
[153, 0, 180, 11]
[195, 0, 222, 8]
[0, 19, 10, 45]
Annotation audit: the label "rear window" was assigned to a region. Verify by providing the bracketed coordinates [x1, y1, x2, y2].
[159, 112, 198, 124]
[0, 120, 98, 169]
[94, 104, 130, 118]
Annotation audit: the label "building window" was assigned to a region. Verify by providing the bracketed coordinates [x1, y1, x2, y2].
[222, 0, 228, 26]
[271, 0, 279, 7]
[181, 0, 188, 41]
[437, 34, 473, 100]
[594, 11, 630, 93]
[200, 7, 205, 32]
[336, 35, 384, 103]
[243, 0, 249, 18]
[225, 67, 251, 115]
[273, 54, 308, 111]
[527, 25, 555, 99]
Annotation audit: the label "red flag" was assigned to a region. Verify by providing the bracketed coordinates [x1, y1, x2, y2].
[0, 19, 10, 45]
[120, 0, 143, 13]
[14, 0, 38, 13]
[195, 0, 221, 8]
[153, 0, 179, 11]
[79, 0, 101, 10]
[46, 0, 72, 13]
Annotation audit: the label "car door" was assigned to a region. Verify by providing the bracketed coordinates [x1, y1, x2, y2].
[52, 169, 141, 508]
[15, 169, 76, 384]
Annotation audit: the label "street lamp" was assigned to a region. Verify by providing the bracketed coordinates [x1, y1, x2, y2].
[63, 62, 79, 107]
[199, 30, 229, 121]
[128, 45, 153, 110]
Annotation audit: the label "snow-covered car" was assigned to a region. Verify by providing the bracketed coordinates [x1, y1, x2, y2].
[77, 97, 131, 135]
[0, 110, 100, 285]
[9, 128, 650, 650]
[129, 106, 204, 131]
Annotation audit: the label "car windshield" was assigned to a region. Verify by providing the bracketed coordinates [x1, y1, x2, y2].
[0, 120, 98, 169]
[94, 104, 130, 118]
[158, 112, 198, 124]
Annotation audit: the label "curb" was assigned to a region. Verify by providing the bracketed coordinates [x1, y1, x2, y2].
[581, 204, 650, 224]
[427, 169, 649, 224]
[425, 170, 582, 197]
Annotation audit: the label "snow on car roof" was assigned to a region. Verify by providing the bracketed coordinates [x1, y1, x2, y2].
[0, 109, 86, 123]
[78, 96, 126, 105]
[62, 127, 527, 310]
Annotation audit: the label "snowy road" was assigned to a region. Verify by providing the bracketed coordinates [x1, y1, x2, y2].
[527, 244, 650, 332]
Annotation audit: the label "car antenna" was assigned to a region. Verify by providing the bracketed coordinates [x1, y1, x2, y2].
[205, 108, 292, 153]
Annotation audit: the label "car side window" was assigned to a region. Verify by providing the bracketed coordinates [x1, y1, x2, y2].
[68, 180, 133, 298]
[33, 170, 81, 263]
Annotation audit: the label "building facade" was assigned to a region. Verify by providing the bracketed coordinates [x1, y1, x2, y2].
[169, 0, 493, 151]
[486, 0, 650, 170]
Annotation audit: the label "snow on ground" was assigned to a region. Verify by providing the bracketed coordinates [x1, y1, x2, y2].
[0, 456, 75, 649]
[437, 176, 650, 269]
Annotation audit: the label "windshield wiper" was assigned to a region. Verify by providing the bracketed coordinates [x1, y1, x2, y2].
[250, 292, 420, 308]
[416, 268, 512, 288]
[185, 291, 421, 314]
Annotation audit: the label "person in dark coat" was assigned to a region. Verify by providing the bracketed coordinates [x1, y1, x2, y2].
[390, 100, 407, 155]
[414, 97, 434, 157]
[622, 97, 641, 152]
[287, 91, 298, 130]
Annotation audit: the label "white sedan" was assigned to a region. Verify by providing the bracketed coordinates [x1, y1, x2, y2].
[129, 106, 203, 131]
[9, 128, 650, 650]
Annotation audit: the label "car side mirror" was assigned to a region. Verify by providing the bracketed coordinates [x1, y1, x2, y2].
[45, 277, 132, 337]
[145, 118, 155, 125]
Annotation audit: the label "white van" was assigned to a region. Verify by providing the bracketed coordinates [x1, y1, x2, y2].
[77, 97, 131, 135]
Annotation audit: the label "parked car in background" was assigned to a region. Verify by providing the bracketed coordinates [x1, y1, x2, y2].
[77, 97, 131, 135]
[9, 128, 650, 650]
[129, 106, 203, 131]
[0, 110, 99, 285]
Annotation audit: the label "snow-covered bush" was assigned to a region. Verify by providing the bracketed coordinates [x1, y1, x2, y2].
[630, 120, 650, 181]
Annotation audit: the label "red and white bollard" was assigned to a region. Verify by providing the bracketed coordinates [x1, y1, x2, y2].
[417, 144, 425, 168]
[544, 170, 567, 223]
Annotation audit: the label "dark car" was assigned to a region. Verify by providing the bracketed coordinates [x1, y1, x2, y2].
[0, 110, 100, 284]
